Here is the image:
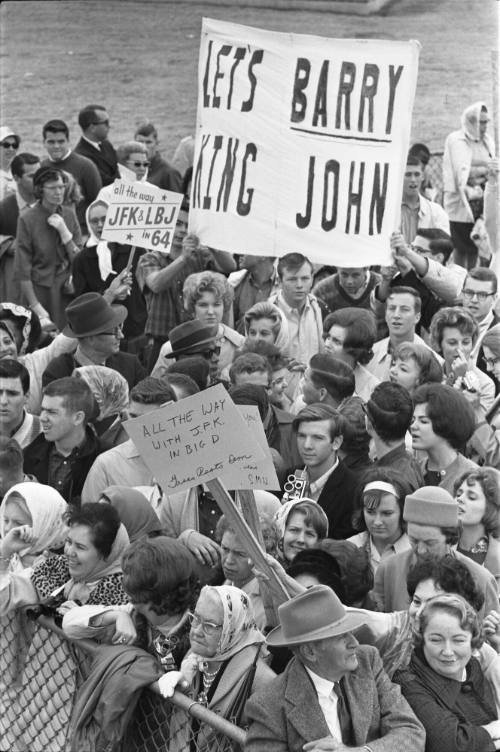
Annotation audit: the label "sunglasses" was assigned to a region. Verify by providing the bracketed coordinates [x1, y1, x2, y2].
[201, 346, 221, 359]
[1, 141, 18, 150]
[92, 119, 110, 126]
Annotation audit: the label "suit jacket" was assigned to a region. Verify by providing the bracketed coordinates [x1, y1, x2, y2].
[316, 460, 358, 539]
[244, 646, 425, 752]
[74, 138, 119, 186]
[41, 351, 147, 391]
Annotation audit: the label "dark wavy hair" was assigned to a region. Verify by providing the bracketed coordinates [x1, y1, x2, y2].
[406, 553, 484, 613]
[65, 503, 120, 559]
[122, 537, 199, 616]
[352, 467, 412, 533]
[323, 308, 376, 366]
[319, 539, 373, 606]
[413, 383, 476, 450]
[454, 467, 500, 538]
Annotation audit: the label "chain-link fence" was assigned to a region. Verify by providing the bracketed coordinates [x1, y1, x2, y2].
[426, 152, 444, 205]
[1, 615, 246, 752]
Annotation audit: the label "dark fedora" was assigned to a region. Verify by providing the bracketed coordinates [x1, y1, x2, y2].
[166, 320, 217, 358]
[266, 585, 367, 647]
[63, 293, 127, 338]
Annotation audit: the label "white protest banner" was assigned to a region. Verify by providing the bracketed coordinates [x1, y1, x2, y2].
[221, 405, 280, 490]
[101, 179, 183, 253]
[190, 19, 420, 267]
[123, 383, 265, 495]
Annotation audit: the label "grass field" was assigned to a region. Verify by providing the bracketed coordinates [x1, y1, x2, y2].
[0, 0, 498, 158]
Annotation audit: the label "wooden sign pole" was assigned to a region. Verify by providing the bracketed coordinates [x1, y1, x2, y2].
[207, 478, 290, 605]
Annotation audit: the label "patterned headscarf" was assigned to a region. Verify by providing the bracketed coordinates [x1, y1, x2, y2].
[197, 585, 265, 663]
[73, 365, 129, 420]
[1, 482, 68, 565]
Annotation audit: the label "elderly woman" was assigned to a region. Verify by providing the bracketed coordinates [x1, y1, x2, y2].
[72, 199, 148, 342]
[0, 302, 76, 414]
[14, 165, 82, 330]
[348, 468, 413, 574]
[274, 499, 328, 568]
[0, 502, 129, 751]
[454, 468, 500, 588]
[394, 594, 500, 751]
[322, 307, 380, 402]
[158, 584, 275, 747]
[430, 306, 495, 413]
[243, 301, 290, 356]
[390, 341, 443, 396]
[97, 140, 150, 203]
[73, 364, 129, 449]
[154, 270, 245, 377]
[443, 102, 496, 269]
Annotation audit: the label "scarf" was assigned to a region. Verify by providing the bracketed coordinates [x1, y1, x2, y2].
[1, 482, 68, 565]
[85, 200, 115, 281]
[100, 486, 163, 542]
[73, 365, 129, 420]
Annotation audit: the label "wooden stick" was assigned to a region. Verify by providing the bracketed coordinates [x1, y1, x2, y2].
[207, 478, 289, 605]
[125, 245, 137, 272]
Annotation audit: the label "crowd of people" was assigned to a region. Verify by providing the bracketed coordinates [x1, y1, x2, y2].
[0, 98, 499, 752]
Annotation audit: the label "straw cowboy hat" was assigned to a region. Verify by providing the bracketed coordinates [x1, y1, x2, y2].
[266, 584, 367, 647]
[63, 293, 127, 338]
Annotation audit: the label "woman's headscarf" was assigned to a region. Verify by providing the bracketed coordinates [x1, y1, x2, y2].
[274, 499, 305, 539]
[63, 523, 130, 602]
[100, 485, 163, 542]
[461, 101, 490, 142]
[1, 482, 68, 566]
[244, 303, 290, 356]
[73, 365, 129, 420]
[85, 199, 114, 281]
[200, 585, 265, 662]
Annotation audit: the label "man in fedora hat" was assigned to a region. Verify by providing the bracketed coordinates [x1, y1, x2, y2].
[41, 292, 146, 390]
[245, 585, 425, 752]
[160, 319, 221, 383]
[373, 486, 498, 616]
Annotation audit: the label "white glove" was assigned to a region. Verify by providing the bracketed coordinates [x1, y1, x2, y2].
[158, 671, 183, 698]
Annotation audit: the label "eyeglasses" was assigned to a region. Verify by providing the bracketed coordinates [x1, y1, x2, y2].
[201, 346, 221, 359]
[187, 611, 223, 636]
[128, 161, 149, 168]
[410, 244, 428, 255]
[92, 119, 110, 127]
[1, 141, 18, 150]
[462, 289, 494, 301]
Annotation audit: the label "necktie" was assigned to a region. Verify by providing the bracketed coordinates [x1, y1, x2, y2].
[333, 681, 352, 744]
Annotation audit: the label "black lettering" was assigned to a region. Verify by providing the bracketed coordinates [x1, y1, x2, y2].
[227, 47, 246, 109]
[369, 162, 389, 234]
[192, 135, 211, 209]
[241, 49, 264, 112]
[312, 60, 329, 127]
[202, 40, 213, 107]
[296, 155, 315, 229]
[290, 57, 311, 123]
[216, 138, 239, 212]
[358, 64, 379, 133]
[386, 65, 403, 134]
[335, 61, 356, 130]
[322, 159, 340, 231]
[212, 45, 231, 108]
[203, 135, 223, 210]
[236, 142, 257, 216]
[345, 161, 365, 234]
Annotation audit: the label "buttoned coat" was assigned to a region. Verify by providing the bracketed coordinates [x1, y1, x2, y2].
[244, 645, 425, 752]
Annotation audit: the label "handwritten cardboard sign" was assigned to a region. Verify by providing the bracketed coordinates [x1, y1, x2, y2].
[220, 405, 280, 490]
[190, 18, 420, 267]
[123, 383, 265, 494]
[101, 179, 183, 253]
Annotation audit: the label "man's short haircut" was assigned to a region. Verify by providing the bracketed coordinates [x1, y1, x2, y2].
[413, 383, 476, 450]
[42, 119, 69, 139]
[308, 353, 355, 402]
[116, 140, 147, 164]
[393, 342, 443, 385]
[130, 377, 177, 405]
[430, 307, 479, 352]
[415, 228, 454, 264]
[229, 353, 272, 386]
[43, 377, 95, 422]
[408, 143, 431, 165]
[319, 539, 373, 606]
[167, 356, 209, 392]
[405, 155, 423, 168]
[0, 358, 30, 393]
[365, 382, 414, 442]
[406, 553, 484, 612]
[165, 373, 199, 399]
[0, 436, 23, 476]
[338, 395, 370, 462]
[134, 122, 158, 140]
[277, 253, 313, 279]
[78, 104, 107, 131]
[293, 403, 346, 441]
[229, 383, 269, 422]
[466, 267, 498, 294]
[240, 340, 287, 372]
[10, 152, 40, 180]
[387, 286, 422, 314]
[323, 308, 377, 366]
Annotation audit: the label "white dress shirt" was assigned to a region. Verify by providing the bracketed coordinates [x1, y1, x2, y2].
[304, 667, 342, 741]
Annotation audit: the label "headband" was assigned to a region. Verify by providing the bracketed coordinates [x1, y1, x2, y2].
[363, 481, 397, 496]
